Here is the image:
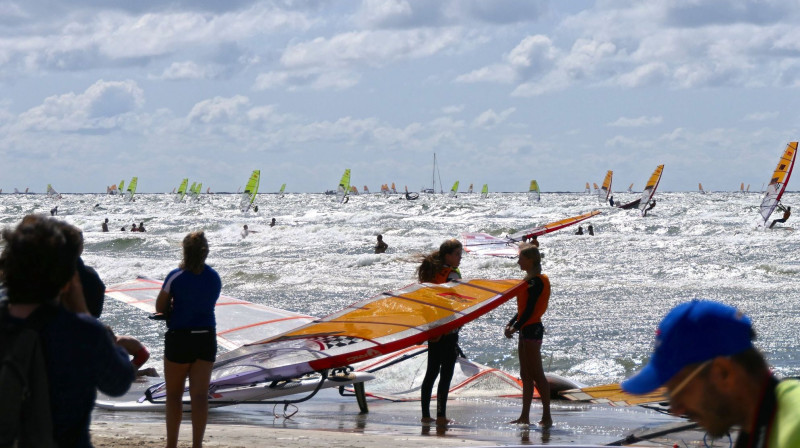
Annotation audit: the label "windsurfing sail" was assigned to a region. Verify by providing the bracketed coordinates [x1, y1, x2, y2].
[105, 277, 315, 351]
[599, 171, 612, 203]
[628, 183, 634, 193]
[528, 180, 540, 202]
[467, 183, 473, 194]
[107, 184, 118, 195]
[125, 177, 137, 201]
[699, 182, 705, 194]
[463, 210, 602, 257]
[175, 179, 188, 202]
[193, 182, 203, 200]
[584, 182, 591, 194]
[118, 180, 125, 193]
[279, 183, 286, 198]
[240, 170, 260, 212]
[362, 185, 369, 194]
[480, 184, 488, 199]
[740, 182, 745, 193]
[391, 182, 397, 194]
[449, 180, 459, 197]
[758, 142, 797, 227]
[350, 185, 359, 195]
[637, 165, 664, 216]
[593, 182, 599, 194]
[46, 184, 62, 199]
[336, 169, 351, 203]
[561, 383, 666, 407]
[747, 184, 751, 192]
[201, 279, 525, 390]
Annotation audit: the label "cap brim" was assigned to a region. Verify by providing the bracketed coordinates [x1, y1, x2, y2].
[621, 363, 664, 395]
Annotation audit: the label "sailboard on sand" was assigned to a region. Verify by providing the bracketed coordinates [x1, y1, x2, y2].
[97, 277, 373, 410]
[757, 142, 797, 228]
[463, 210, 602, 257]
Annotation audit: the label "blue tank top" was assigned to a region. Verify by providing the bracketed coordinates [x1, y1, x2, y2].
[162, 265, 221, 330]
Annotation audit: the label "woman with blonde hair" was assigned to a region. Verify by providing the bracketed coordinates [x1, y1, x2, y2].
[156, 231, 222, 448]
[504, 243, 552, 427]
[416, 238, 463, 425]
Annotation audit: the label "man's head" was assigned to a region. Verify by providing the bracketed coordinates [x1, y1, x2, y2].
[622, 300, 754, 395]
[0, 215, 80, 304]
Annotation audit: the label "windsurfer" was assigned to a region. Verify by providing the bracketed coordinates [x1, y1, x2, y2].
[374, 234, 388, 254]
[609, 196, 614, 207]
[156, 231, 222, 448]
[769, 205, 791, 228]
[643, 199, 656, 216]
[417, 239, 463, 426]
[505, 243, 552, 427]
[621, 300, 800, 447]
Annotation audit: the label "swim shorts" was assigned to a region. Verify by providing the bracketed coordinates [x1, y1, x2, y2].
[165, 328, 217, 363]
[520, 322, 544, 341]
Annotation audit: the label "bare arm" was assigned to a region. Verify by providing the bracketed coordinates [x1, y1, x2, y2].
[155, 289, 171, 314]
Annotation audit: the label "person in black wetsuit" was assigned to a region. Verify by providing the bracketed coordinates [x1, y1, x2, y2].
[416, 239, 463, 426]
[770, 205, 791, 229]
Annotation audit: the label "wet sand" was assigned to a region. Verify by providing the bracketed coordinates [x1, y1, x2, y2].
[92, 388, 711, 447]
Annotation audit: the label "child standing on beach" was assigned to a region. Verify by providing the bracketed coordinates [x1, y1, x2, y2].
[156, 231, 222, 448]
[416, 238, 463, 426]
[504, 243, 552, 427]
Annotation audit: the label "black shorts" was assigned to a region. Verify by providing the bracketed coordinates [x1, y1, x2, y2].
[164, 328, 217, 363]
[520, 322, 544, 341]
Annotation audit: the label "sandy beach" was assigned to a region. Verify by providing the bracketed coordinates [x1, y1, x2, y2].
[90, 421, 494, 447]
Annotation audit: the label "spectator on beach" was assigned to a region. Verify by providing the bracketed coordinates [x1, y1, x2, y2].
[575, 226, 584, 235]
[156, 231, 222, 448]
[0, 215, 134, 447]
[621, 300, 800, 446]
[102, 218, 109, 232]
[504, 244, 552, 427]
[587, 225, 594, 236]
[416, 238, 463, 426]
[770, 204, 791, 229]
[374, 234, 388, 254]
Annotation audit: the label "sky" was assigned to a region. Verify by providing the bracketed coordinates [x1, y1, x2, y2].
[1, 0, 800, 193]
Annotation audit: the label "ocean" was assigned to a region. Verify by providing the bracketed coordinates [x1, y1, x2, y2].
[1, 191, 798, 444]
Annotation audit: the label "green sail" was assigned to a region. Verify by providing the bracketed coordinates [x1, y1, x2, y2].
[240, 170, 260, 212]
[126, 177, 138, 201]
[337, 169, 351, 203]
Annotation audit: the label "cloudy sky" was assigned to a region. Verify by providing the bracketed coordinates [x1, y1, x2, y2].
[1, 0, 799, 193]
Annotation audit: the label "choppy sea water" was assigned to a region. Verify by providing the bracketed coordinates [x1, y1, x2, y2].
[1, 191, 798, 386]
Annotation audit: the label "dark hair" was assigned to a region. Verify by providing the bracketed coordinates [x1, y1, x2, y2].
[417, 239, 462, 282]
[0, 215, 79, 304]
[180, 231, 209, 274]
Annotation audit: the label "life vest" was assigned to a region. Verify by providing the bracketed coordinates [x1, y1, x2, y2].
[516, 274, 550, 328]
[433, 266, 461, 284]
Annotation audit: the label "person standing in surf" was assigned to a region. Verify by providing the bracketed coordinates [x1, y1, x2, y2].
[416, 238, 463, 426]
[374, 234, 388, 254]
[505, 243, 552, 427]
[156, 231, 222, 448]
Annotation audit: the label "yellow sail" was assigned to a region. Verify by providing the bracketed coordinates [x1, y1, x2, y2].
[600, 170, 613, 202]
[561, 382, 667, 407]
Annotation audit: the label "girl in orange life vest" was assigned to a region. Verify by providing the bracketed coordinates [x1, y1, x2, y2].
[505, 243, 552, 427]
[416, 238, 463, 425]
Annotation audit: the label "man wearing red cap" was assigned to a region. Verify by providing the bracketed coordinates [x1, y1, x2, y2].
[622, 300, 800, 448]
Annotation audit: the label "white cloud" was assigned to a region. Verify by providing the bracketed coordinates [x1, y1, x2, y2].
[187, 95, 249, 124]
[154, 61, 215, 80]
[743, 112, 779, 122]
[608, 116, 663, 128]
[472, 107, 515, 129]
[441, 104, 464, 114]
[15, 79, 144, 132]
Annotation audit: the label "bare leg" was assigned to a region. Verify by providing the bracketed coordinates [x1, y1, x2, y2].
[528, 341, 552, 427]
[509, 339, 533, 424]
[188, 360, 214, 448]
[164, 359, 191, 448]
